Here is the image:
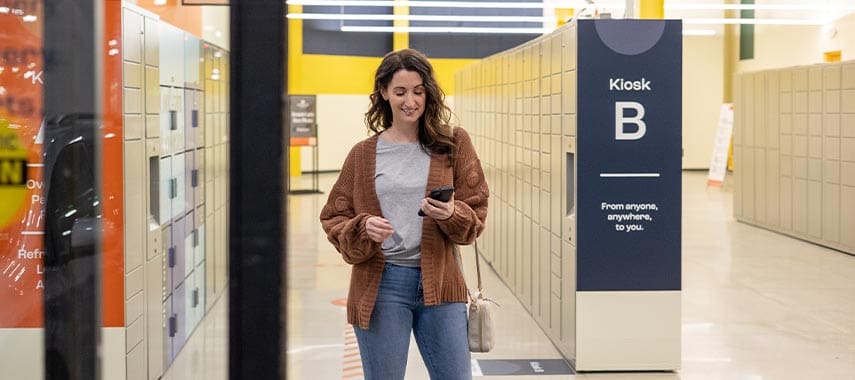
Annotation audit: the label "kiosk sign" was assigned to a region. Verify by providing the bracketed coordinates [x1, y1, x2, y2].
[577, 20, 682, 292]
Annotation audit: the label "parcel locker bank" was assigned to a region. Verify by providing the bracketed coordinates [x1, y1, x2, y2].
[456, 19, 682, 371]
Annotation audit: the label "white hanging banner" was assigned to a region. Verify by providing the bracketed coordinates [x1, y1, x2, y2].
[707, 103, 734, 187]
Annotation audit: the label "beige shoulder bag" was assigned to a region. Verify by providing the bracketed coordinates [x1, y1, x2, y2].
[454, 240, 498, 353]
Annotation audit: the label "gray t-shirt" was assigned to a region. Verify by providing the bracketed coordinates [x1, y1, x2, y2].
[375, 138, 431, 267]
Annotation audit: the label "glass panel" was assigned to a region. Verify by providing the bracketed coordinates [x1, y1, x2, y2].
[0, 1, 48, 378]
[0, 1, 232, 378]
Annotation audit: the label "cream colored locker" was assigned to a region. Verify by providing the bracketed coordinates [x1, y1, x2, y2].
[755, 74, 768, 225]
[843, 60, 855, 252]
[842, 186, 855, 248]
[125, 140, 146, 275]
[733, 75, 744, 219]
[145, 243, 165, 380]
[744, 74, 757, 221]
[779, 70, 794, 231]
[159, 23, 184, 87]
[560, 242, 576, 353]
[766, 72, 781, 227]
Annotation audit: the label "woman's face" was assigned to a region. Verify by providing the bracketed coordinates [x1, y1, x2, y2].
[382, 69, 426, 129]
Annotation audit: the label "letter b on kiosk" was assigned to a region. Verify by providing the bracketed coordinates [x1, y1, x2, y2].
[615, 101, 646, 140]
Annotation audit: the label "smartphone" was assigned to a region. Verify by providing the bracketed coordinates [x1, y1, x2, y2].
[418, 186, 454, 216]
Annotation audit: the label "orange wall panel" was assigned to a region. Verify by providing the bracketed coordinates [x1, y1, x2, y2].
[103, 0, 125, 328]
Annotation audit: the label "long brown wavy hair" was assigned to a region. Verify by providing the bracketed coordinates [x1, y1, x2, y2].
[365, 49, 456, 166]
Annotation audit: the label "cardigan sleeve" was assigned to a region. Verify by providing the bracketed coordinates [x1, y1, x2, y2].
[436, 127, 489, 245]
[319, 143, 380, 264]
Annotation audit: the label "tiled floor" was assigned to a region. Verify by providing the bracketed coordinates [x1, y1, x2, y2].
[164, 171, 855, 379]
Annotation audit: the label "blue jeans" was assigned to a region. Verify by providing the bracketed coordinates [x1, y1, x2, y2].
[354, 263, 472, 380]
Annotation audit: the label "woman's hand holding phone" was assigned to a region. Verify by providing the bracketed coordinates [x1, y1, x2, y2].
[419, 186, 455, 220]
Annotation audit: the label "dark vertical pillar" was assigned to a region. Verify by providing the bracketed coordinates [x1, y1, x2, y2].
[739, 0, 755, 60]
[42, 0, 103, 379]
[229, 1, 287, 379]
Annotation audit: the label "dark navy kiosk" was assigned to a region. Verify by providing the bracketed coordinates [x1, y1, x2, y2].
[574, 19, 682, 371]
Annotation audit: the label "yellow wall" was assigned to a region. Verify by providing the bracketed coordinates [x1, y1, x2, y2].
[287, 4, 477, 96]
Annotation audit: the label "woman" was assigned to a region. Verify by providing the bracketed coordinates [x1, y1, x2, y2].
[319, 48, 489, 380]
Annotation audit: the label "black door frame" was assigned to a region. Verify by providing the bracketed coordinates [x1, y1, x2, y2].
[43, 1, 103, 379]
[229, 1, 288, 379]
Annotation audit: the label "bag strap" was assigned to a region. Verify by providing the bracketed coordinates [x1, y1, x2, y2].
[452, 240, 484, 294]
[452, 245, 469, 295]
[474, 240, 483, 291]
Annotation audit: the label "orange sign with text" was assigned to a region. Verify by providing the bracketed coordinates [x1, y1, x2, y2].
[0, 1, 124, 328]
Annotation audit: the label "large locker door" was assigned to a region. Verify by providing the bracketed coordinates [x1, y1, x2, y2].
[159, 23, 184, 87]
[184, 34, 201, 90]
[170, 216, 186, 291]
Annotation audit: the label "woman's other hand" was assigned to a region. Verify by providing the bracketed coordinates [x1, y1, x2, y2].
[365, 216, 394, 243]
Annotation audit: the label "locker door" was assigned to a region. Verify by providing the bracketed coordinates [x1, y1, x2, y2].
[159, 155, 172, 225]
[194, 211, 205, 267]
[172, 152, 187, 220]
[195, 147, 205, 208]
[184, 211, 195, 283]
[184, 150, 195, 212]
[172, 283, 187, 356]
[185, 89, 199, 150]
[165, 294, 174, 361]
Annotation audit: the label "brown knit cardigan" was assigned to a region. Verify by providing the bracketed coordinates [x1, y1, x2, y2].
[320, 127, 489, 330]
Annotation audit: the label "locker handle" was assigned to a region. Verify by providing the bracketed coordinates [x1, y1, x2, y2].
[191, 169, 199, 188]
[192, 229, 199, 247]
[169, 110, 178, 130]
[169, 315, 177, 337]
[192, 288, 199, 308]
[192, 110, 199, 128]
[170, 178, 178, 199]
[168, 247, 176, 268]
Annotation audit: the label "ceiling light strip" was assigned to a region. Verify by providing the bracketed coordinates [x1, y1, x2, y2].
[341, 25, 717, 35]
[665, 4, 855, 11]
[341, 25, 550, 34]
[683, 18, 827, 26]
[289, 0, 855, 12]
[288, 13, 551, 22]
[287, 0, 619, 9]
